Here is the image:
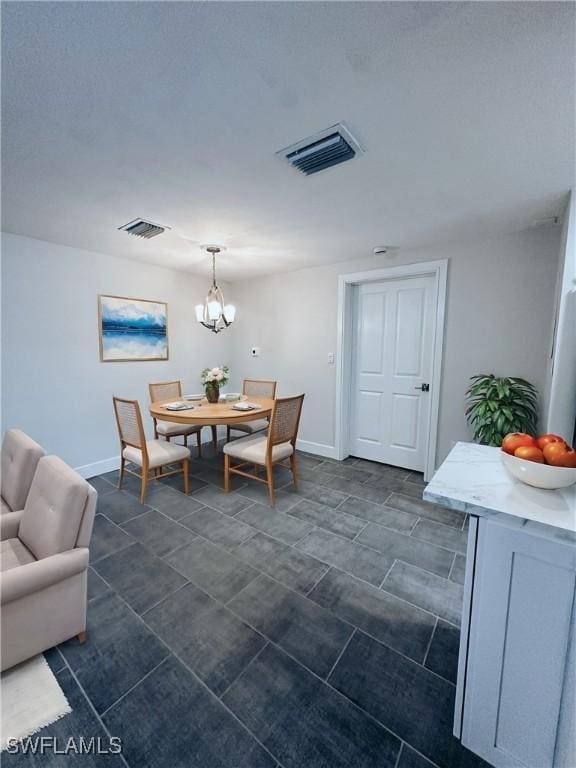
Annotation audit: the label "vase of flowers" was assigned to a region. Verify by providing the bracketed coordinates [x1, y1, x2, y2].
[201, 365, 230, 403]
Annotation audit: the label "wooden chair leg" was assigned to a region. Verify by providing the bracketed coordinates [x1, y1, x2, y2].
[211, 425, 218, 453]
[140, 466, 149, 504]
[118, 458, 125, 490]
[226, 426, 231, 442]
[266, 462, 275, 507]
[224, 454, 230, 492]
[182, 458, 190, 495]
[290, 453, 299, 489]
[196, 430, 202, 458]
[184, 434, 188, 447]
[166, 436, 171, 442]
[77, 631, 87, 644]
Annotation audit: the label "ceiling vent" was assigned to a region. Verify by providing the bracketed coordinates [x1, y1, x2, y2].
[118, 219, 169, 239]
[277, 123, 364, 176]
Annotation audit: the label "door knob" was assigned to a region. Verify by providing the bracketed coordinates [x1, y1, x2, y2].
[414, 383, 430, 392]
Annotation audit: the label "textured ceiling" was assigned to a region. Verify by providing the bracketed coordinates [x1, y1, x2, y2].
[2, 1, 574, 280]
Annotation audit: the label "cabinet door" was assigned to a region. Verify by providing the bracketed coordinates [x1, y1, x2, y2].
[462, 518, 576, 768]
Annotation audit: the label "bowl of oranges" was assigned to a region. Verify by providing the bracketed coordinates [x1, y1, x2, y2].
[500, 433, 576, 490]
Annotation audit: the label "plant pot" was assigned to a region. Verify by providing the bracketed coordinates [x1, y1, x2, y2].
[205, 384, 220, 403]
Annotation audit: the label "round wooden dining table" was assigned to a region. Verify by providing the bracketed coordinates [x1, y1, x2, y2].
[149, 396, 274, 452]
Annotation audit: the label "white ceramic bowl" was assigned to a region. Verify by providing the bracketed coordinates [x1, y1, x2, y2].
[500, 450, 576, 490]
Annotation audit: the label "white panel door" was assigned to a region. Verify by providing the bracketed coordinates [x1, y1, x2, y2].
[350, 276, 435, 471]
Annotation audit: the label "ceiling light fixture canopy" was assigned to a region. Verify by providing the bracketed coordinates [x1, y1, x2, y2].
[195, 245, 236, 333]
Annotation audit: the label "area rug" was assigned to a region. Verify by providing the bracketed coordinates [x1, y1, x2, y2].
[1, 655, 71, 751]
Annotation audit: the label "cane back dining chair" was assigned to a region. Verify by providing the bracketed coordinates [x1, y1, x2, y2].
[226, 379, 277, 442]
[113, 397, 190, 503]
[149, 381, 204, 457]
[223, 394, 304, 507]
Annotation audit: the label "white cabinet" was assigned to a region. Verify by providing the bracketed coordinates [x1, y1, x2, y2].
[457, 516, 576, 768]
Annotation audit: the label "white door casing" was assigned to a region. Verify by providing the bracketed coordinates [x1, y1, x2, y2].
[335, 259, 448, 481]
[350, 275, 435, 471]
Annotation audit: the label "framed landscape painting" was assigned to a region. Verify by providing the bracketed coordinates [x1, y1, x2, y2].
[98, 295, 169, 362]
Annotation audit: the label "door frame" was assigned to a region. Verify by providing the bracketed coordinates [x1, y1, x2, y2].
[335, 259, 448, 481]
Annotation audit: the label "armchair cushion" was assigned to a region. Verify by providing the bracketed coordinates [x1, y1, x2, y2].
[1, 548, 89, 605]
[1, 429, 45, 512]
[0, 511, 23, 542]
[0, 538, 35, 572]
[18, 456, 89, 561]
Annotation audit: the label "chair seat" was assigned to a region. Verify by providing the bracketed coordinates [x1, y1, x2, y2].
[230, 419, 269, 435]
[156, 420, 201, 437]
[223, 434, 293, 465]
[1, 496, 12, 515]
[0, 538, 35, 572]
[123, 440, 190, 469]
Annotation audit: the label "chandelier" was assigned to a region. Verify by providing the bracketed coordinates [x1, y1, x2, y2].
[195, 246, 236, 333]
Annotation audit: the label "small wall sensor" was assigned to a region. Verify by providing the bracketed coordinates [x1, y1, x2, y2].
[250, 347, 261, 357]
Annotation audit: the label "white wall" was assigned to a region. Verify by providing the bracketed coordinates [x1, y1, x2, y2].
[1, 233, 233, 475]
[228, 227, 561, 466]
[545, 190, 576, 442]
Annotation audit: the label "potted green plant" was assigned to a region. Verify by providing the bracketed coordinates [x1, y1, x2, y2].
[465, 374, 538, 447]
[201, 365, 230, 403]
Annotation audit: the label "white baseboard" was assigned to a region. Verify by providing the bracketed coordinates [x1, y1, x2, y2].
[75, 455, 120, 479]
[295, 439, 339, 460]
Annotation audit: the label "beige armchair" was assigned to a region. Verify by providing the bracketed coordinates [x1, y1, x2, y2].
[0, 455, 96, 672]
[1, 429, 45, 514]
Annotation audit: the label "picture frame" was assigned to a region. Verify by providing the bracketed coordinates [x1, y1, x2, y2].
[98, 294, 169, 362]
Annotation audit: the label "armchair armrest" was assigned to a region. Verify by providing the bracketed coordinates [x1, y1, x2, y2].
[0, 511, 23, 541]
[0, 548, 89, 605]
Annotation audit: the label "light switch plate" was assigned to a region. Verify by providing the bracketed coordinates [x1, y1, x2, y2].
[327, 352, 335, 364]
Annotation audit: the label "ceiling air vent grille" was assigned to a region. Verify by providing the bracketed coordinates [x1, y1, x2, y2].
[118, 219, 168, 239]
[277, 123, 363, 176]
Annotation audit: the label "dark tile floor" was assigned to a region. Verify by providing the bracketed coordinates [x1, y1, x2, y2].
[6, 446, 490, 768]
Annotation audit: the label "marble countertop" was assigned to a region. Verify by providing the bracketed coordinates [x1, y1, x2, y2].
[424, 442, 576, 534]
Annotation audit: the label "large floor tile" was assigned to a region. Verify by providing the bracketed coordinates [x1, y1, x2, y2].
[60, 591, 168, 714]
[329, 631, 488, 768]
[5, 667, 125, 767]
[87, 475, 116, 498]
[234, 532, 329, 594]
[237, 481, 302, 511]
[397, 744, 440, 768]
[450, 553, 466, 585]
[103, 655, 275, 768]
[93, 542, 186, 614]
[180, 505, 255, 548]
[236, 502, 314, 545]
[193, 484, 256, 516]
[296, 528, 392, 586]
[121, 509, 196, 557]
[338, 497, 419, 532]
[297, 464, 342, 487]
[425, 619, 460, 684]
[293, 479, 349, 509]
[223, 644, 401, 768]
[357, 523, 454, 578]
[324, 476, 391, 505]
[412, 519, 469, 555]
[287, 499, 367, 540]
[144, 583, 265, 695]
[228, 574, 353, 678]
[308, 568, 436, 663]
[96, 490, 150, 525]
[383, 561, 464, 626]
[87, 566, 111, 602]
[165, 537, 259, 601]
[386, 494, 465, 529]
[142, 483, 207, 520]
[89, 514, 133, 564]
[316, 462, 374, 484]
